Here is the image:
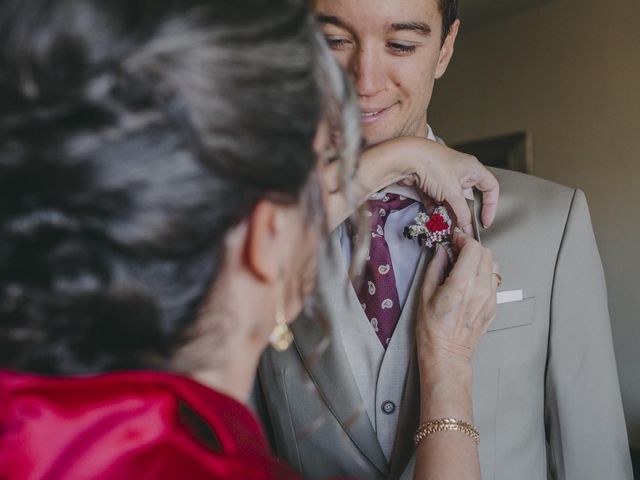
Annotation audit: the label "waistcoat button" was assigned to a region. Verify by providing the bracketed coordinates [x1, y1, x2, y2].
[381, 400, 396, 415]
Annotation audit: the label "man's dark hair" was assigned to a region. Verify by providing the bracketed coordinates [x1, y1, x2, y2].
[0, 0, 356, 375]
[438, 0, 459, 44]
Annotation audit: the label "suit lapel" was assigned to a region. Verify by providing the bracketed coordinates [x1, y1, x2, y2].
[291, 230, 387, 475]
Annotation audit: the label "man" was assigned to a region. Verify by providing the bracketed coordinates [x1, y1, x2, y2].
[255, 1, 633, 478]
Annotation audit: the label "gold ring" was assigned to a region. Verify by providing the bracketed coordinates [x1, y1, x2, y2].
[492, 272, 502, 287]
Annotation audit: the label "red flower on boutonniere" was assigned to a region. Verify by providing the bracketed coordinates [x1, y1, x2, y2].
[404, 206, 455, 261]
[426, 212, 449, 233]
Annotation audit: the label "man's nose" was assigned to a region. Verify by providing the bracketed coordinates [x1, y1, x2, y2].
[351, 47, 386, 98]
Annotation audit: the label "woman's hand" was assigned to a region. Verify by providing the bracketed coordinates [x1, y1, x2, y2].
[411, 233, 498, 480]
[324, 136, 499, 234]
[416, 233, 499, 370]
[394, 137, 499, 236]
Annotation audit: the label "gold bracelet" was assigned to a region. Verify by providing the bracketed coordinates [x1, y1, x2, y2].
[414, 418, 480, 446]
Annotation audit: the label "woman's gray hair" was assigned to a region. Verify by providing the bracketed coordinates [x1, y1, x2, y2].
[0, 0, 362, 374]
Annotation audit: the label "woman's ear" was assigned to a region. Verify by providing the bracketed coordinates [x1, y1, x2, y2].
[243, 199, 286, 283]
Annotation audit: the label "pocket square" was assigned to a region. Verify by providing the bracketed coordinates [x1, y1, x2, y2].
[497, 289, 524, 305]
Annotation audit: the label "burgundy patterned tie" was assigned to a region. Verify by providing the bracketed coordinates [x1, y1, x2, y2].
[355, 194, 416, 348]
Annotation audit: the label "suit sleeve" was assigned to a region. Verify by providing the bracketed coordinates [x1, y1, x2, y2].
[545, 189, 633, 479]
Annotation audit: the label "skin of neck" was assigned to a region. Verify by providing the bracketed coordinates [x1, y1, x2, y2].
[367, 115, 429, 148]
[416, 115, 429, 139]
[171, 223, 276, 404]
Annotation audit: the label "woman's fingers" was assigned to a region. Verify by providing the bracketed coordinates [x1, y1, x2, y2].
[487, 260, 500, 325]
[443, 235, 497, 330]
[417, 234, 499, 366]
[456, 156, 500, 229]
[446, 188, 475, 236]
[448, 233, 483, 283]
[491, 261, 501, 289]
[474, 248, 498, 331]
[478, 177, 500, 229]
[477, 244, 493, 280]
[420, 245, 449, 302]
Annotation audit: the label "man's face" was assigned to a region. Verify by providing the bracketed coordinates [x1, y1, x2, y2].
[314, 0, 459, 146]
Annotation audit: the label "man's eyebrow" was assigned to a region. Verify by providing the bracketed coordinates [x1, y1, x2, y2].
[315, 14, 350, 30]
[389, 22, 432, 36]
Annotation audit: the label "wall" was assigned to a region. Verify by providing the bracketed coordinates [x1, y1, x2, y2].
[429, 0, 640, 446]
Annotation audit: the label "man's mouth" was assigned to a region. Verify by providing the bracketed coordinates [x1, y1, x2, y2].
[360, 105, 394, 125]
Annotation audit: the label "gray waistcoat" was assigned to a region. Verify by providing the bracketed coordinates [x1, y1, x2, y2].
[324, 232, 430, 460]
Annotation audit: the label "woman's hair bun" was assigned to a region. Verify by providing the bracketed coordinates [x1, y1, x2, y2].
[0, 0, 333, 374]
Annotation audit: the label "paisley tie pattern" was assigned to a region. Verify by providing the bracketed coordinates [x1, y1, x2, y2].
[355, 194, 416, 348]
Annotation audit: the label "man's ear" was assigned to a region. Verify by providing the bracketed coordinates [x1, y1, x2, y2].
[244, 199, 284, 283]
[435, 18, 460, 79]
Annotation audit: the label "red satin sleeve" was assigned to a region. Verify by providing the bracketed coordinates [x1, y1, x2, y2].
[0, 370, 303, 479]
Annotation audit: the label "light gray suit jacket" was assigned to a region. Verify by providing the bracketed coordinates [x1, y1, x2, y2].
[254, 168, 633, 479]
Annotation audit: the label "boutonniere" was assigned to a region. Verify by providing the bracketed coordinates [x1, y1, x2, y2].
[403, 206, 455, 261]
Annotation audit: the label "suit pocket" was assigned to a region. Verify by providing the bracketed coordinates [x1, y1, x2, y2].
[487, 296, 536, 332]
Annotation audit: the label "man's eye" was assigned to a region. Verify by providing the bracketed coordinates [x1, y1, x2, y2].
[325, 36, 350, 49]
[387, 42, 417, 54]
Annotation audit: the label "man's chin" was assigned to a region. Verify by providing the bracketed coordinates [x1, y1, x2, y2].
[362, 122, 427, 147]
[361, 128, 396, 148]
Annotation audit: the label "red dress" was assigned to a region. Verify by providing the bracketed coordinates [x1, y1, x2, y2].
[0, 369, 302, 479]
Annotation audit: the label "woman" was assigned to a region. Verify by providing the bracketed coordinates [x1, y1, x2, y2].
[0, 0, 498, 479]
